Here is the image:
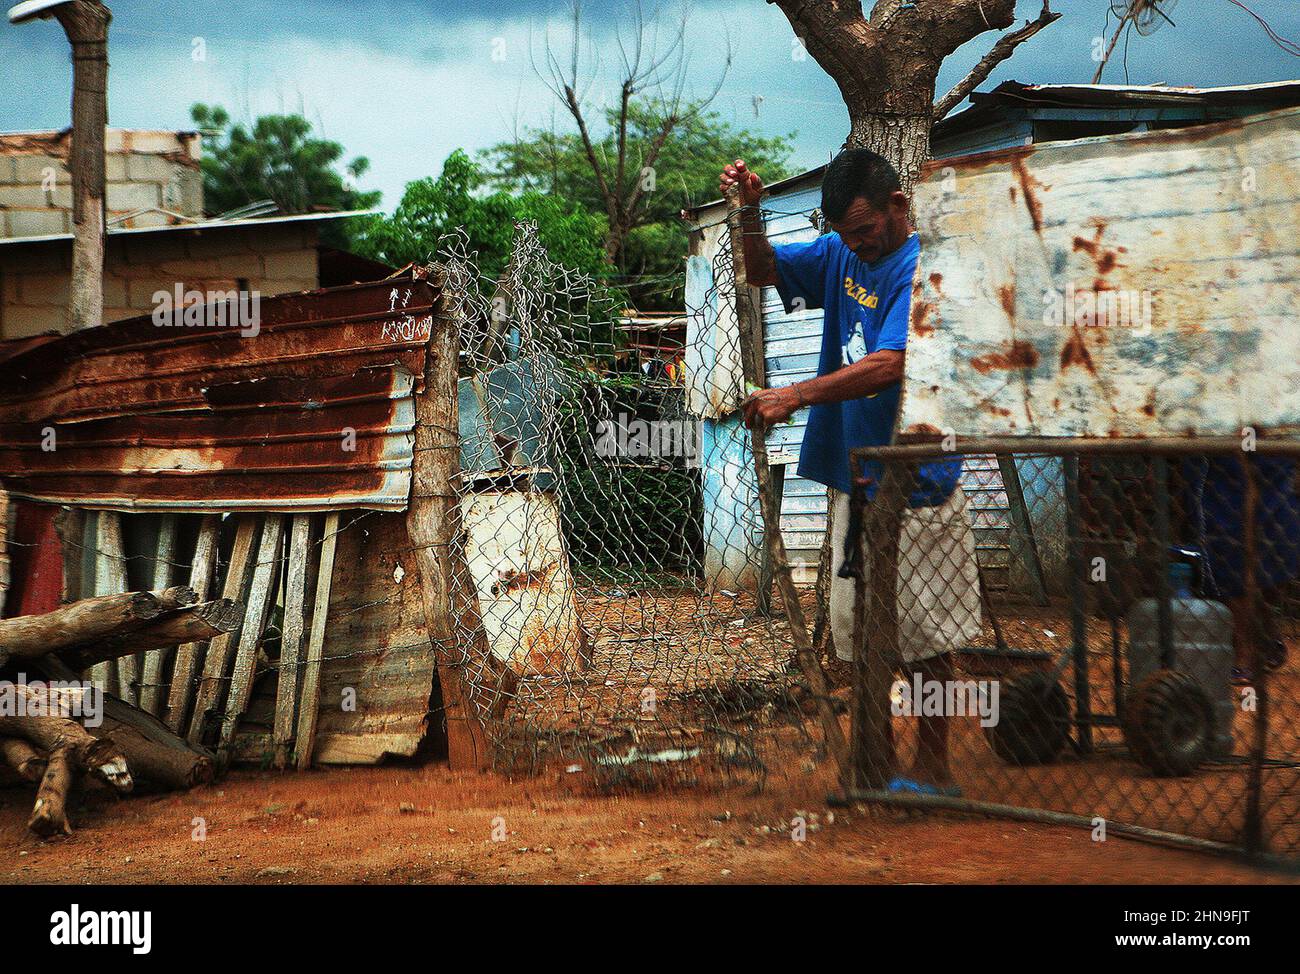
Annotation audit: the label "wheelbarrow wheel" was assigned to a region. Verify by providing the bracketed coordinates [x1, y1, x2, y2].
[985, 671, 1071, 766]
[1123, 669, 1212, 777]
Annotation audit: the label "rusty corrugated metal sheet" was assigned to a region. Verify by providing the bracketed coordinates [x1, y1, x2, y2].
[902, 106, 1300, 442]
[0, 272, 439, 511]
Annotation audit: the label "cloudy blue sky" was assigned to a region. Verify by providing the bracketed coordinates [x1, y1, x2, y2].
[2, 0, 1298, 210]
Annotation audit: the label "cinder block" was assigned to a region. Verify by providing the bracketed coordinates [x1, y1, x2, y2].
[216, 253, 265, 277]
[0, 157, 17, 185]
[102, 274, 128, 307]
[106, 180, 162, 212]
[158, 258, 225, 278]
[19, 272, 70, 307]
[176, 169, 204, 218]
[1, 184, 62, 207]
[5, 209, 68, 238]
[4, 303, 68, 338]
[125, 152, 176, 183]
[12, 154, 66, 184]
[103, 306, 140, 324]
[2, 270, 21, 304]
[263, 248, 318, 281]
[256, 277, 314, 297]
[105, 153, 127, 182]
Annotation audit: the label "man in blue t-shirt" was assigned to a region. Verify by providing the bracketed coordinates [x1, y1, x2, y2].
[719, 150, 982, 795]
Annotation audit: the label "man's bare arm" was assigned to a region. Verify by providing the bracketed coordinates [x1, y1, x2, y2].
[741, 350, 904, 429]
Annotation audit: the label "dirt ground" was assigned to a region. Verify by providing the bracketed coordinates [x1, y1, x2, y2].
[2, 756, 1293, 885]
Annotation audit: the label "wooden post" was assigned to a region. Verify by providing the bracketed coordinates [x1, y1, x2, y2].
[405, 272, 515, 772]
[32, 1, 112, 333]
[852, 461, 908, 789]
[294, 512, 339, 770]
[724, 187, 848, 777]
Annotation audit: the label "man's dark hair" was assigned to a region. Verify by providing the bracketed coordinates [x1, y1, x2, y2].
[821, 148, 902, 223]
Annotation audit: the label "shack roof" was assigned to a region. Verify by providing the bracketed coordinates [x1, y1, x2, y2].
[682, 80, 1300, 220]
[0, 270, 438, 512]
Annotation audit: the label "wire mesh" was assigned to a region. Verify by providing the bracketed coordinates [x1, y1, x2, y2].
[846, 445, 1300, 859]
[429, 221, 824, 789]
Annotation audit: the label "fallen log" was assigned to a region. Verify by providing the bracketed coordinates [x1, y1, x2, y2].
[60, 599, 243, 673]
[0, 586, 198, 666]
[39, 657, 215, 791]
[0, 736, 46, 784]
[0, 686, 131, 837]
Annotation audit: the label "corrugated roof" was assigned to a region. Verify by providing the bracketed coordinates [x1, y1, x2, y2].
[0, 208, 378, 248]
[0, 269, 439, 511]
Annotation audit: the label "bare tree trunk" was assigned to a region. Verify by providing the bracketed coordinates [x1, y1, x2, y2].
[845, 111, 935, 196]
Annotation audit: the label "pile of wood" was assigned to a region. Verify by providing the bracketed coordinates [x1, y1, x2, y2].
[0, 585, 240, 837]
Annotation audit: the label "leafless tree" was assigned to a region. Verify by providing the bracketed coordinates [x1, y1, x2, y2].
[771, 0, 1063, 192]
[532, 0, 732, 269]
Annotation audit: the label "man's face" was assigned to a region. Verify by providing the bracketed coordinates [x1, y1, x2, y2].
[828, 193, 908, 264]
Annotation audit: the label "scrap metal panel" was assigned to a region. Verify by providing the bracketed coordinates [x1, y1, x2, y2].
[902, 106, 1300, 442]
[0, 274, 438, 511]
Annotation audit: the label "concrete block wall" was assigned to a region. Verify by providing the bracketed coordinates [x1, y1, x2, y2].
[0, 129, 204, 239]
[0, 222, 320, 339]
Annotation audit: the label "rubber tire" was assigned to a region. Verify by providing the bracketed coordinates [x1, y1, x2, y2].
[1123, 669, 1212, 777]
[985, 671, 1071, 766]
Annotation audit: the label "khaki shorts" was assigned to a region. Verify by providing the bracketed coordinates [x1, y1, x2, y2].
[829, 485, 982, 664]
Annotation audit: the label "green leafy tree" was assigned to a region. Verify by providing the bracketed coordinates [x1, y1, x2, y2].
[353, 149, 610, 284]
[190, 103, 381, 233]
[482, 103, 795, 308]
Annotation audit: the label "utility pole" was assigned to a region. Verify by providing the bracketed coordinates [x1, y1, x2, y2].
[8, 0, 111, 333]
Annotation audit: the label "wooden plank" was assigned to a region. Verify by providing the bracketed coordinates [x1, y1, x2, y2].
[138, 514, 178, 716]
[295, 511, 339, 770]
[217, 515, 285, 762]
[166, 515, 220, 733]
[187, 516, 259, 746]
[91, 512, 131, 702]
[273, 514, 311, 769]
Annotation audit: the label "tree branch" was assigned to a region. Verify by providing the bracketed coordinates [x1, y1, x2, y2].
[933, 2, 1062, 121]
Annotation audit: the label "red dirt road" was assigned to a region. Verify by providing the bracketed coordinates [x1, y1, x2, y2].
[1, 760, 1290, 885]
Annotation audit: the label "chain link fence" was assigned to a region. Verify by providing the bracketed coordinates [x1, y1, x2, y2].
[434, 222, 826, 789]
[843, 442, 1300, 860]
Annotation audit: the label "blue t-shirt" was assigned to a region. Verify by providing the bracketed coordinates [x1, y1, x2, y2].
[773, 231, 960, 503]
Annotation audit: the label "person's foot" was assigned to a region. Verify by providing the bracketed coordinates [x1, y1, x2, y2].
[907, 759, 956, 792]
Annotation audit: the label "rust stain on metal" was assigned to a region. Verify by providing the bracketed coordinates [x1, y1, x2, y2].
[907, 107, 1300, 440]
[998, 284, 1016, 319]
[1059, 331, 1097, 373]
[0, 271, 439, 511]
[971, 340, 1039, 374]
[1010, 157, 1047, 234]
[910, 297, 936, 337]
